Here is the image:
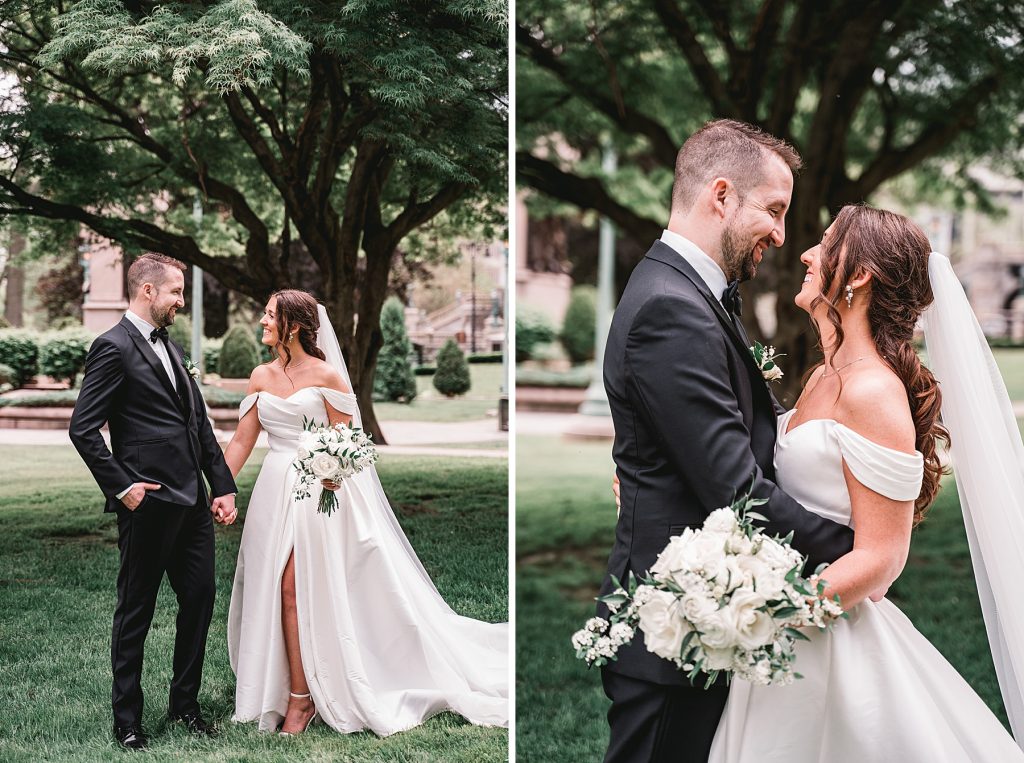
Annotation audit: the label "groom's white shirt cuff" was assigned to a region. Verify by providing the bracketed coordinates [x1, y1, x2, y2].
[660, 229, 729, 300]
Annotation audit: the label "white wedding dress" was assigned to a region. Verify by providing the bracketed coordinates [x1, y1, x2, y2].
[227, 386, 508, 735]
[710, 409, 1024, 762]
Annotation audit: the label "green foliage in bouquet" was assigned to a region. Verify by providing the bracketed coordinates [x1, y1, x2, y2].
[374, 297, 417, 403]
[219, 325, 261, 379]
[0, 331, 39, 387]
[560, 286, 596, 364]
[433, 339, 471, 397]
[38, 330, 93, 385]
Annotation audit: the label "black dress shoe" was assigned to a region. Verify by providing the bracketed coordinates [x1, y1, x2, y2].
[168, 710, 217, 736]
[113, 724, 148, 750]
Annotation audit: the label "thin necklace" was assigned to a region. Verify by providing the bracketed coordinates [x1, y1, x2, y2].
[280, 356, 309, 369]
[821, 356, 866, 377]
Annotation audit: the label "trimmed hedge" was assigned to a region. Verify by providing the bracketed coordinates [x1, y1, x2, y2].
[468, 352, 503, 364]
[0, 385, 245, 409]
[167, 315, 192, 355]
[38, 331, 94, 385]
[433, 339, 471, 397]
[560, 286, 596, 364]
[219, 325, 261, 379]
[373, 297, 417, 403]
[516, 366, 593, 388]
[0, 330, 39, 387]
[516, 310, 556, 362]
[414, 365, 437, 376]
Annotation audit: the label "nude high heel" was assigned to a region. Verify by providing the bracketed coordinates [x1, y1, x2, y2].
[278, 691, 318, 736]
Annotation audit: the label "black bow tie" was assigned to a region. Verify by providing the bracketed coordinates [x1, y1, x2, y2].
[722, 280, 743, 317]
[149, 326, 169, 344]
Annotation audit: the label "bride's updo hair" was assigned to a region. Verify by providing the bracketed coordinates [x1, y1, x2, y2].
[269, 289, 326, 371]
[813, 204, 949, 524]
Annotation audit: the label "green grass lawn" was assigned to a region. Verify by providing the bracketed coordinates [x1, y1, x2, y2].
[992, 347, 1024, 402]
[515, 435, 1006, 762]
[375, 364, 506, 423]
[0, 446, 508, 762]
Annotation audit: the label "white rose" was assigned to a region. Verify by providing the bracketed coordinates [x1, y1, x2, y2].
[755, 536, 795, 570]
[299, 431, 319, 453]
[703, 508, 739, 535]
[678, 590, 717, 624]
[637, 589, 691, 662]
[696, 607, 739, 650]
[297, 446, 311, 460]
[703, 646, 735, 671]
[650, 531, 698, 585]
[727, 589, 776, 651]
[763, 366, 784, 381]
[310, 452, 341, 480]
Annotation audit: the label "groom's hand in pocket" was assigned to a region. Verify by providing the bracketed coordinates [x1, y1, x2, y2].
[122, 482, 161, 511]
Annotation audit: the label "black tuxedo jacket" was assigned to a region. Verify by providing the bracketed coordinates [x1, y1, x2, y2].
[70, 316, 236, 513]
[600, 241, 854, 686]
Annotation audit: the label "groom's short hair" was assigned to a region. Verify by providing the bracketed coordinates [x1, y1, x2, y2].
[126, 253, 187, 299]
[671, 120, 802, 214]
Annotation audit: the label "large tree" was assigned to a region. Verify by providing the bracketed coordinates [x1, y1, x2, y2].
[0, 0, 507, 440]
[518, 0, 1024, 401]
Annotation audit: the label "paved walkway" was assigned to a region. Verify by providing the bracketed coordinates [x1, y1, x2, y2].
[0, 418, 508, 459]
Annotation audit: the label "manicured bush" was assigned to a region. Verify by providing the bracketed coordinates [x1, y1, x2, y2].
[218, 325, 261, 379]
[515, 309, 556, 362]
[167, 315, 191, 355]
[0, 362, 14, 392]
[0, 330, 39, 387]
[373, 297, 418, 403]
[560, 286, 597, 364]
[414, 365, 437, 376]
[433, 339, 471, 397]
[515, 365, 594, 388]
[202, 339, 223, 375]
[38, 330, 94, 385]
[468, 352, 504, 364]
[254, 325, 274, 363]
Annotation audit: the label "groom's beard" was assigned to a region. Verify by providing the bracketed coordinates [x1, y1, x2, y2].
[149, 304, 176, 328]
[721, 223, 756, 283]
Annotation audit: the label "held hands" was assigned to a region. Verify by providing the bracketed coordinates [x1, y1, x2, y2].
[212, 494, 237, 525]
[121, 482, 161, 511]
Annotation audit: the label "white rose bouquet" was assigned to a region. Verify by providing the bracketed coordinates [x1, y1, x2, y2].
[572, 493, 845, 687]
[292, 416, 379, 516]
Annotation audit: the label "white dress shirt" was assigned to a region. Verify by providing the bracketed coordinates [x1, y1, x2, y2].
[659, 229, 729, 301]
[124, 309, 177, 392]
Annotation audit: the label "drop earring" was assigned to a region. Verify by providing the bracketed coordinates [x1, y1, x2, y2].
[845, 285, 854, 309]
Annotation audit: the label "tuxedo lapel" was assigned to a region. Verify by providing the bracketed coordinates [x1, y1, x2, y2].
[645, 243, 767, 388]
[121, 318, 185, 420]
[166, 340, 195, 423]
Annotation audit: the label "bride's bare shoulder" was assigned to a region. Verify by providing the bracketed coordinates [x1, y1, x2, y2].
[246, 362, 274, 394]
[837, 364, 915, 453]
[309, 357, 351, 393]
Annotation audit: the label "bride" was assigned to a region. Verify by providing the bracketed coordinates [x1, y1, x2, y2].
[708, 205, 1024, 761]
[220, 289, 508, 736]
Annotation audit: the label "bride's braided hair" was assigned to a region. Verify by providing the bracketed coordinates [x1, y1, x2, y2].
[269, 289, 326, 379]
[812, 204, 949, 524]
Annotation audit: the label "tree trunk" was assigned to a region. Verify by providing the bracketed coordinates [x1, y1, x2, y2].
[3, 232, 25, 327]
[769, 186, 827, 407]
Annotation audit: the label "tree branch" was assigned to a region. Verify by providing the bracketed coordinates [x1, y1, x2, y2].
[652, 0, 738, 117]
[0, 176, 264, 297]
[516, 24, 678, 165]
[518, 151, 662, 244]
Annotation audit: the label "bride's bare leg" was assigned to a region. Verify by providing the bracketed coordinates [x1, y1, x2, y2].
[280, 551, 316, 733]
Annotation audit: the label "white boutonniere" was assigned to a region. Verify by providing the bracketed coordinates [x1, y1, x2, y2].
[750, 341, 784, 382]
[183, 356, 201, 382]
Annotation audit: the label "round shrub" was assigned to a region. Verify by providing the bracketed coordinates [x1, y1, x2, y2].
[202, 339, 223, 376]
[254, 325, 274, 364]
[515, 309, 556, 362]
[374, 297, 417, 403]
[38, 331, 94, 385]
[0, 362, 15, 386]
[167, 315, 191, 355]
[219, 325, 262, 379]
[560, 286, 597, 364]
[433, 339, 471, 397]
[0, 330, 39, 387]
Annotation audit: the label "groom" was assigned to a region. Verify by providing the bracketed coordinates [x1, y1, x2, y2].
[70, 253, 237, 750]
[600, 120, 855, 763]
